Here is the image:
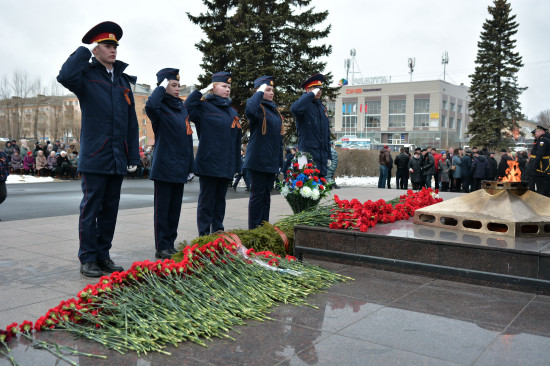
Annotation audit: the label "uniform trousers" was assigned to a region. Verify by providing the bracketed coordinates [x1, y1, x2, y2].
[534, 176, 550, 197]
[248, 170, 275, 230]
[197, 176, 229, 236]
[78, 173, 123, 264]
[154, 180, 184, 251]
[395, 168, 409, 189]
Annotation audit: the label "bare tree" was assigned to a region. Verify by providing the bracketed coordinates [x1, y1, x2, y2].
[31, 77, 46, 140]
[10, 69, 32, 139]
[50, 78, 65, 141]
[0, 74, 12, 138]
[536, 109, 550, 126]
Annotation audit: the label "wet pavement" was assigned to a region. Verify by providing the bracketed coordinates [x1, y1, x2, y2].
[1, 186, 550, 365]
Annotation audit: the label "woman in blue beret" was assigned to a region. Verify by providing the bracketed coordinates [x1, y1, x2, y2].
[244, 76, 284, 229]
[185, 72, 242, 236]
[145, 68, 194, 258]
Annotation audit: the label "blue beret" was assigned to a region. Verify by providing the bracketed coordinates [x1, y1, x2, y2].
[254, 75, 274, 88]
[301, 73, 325, 89]
[212, 72, 231, 84]
[156, 68, 179, 84]
[82, 21, 123, 44]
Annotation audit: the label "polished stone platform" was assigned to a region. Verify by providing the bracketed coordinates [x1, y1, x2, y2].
[294, 220, 550, 293]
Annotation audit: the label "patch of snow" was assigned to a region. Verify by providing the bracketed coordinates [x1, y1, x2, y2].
[6, 174, 55, 184]
[335, 176, 379, 187]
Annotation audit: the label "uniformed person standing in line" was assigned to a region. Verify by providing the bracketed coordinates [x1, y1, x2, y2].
[290, 73, 331, 177]
[530, 121, 550, 197]
[57, 21, 140, 277]
[244, 76, 284, 230]
[145, 68, 194, 259]
[185, 72, 242, 236]
[526, 129, 537, 191]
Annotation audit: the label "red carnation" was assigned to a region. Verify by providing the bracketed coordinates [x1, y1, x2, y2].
[296, 181, 304, 188]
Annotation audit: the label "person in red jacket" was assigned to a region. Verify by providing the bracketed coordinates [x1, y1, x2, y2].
[431, 148, 442, 190]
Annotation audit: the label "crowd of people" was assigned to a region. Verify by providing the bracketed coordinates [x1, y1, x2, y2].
[378, 128, 550, 197]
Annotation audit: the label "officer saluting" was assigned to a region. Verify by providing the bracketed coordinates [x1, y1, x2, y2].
[244, 76, 284, 230]
[290, 73, 331, 177]
[530, 120, 550, 197]
[145, 68, 194, 259]
[185, 72, 242, 237]
[57, 21, 140, 277]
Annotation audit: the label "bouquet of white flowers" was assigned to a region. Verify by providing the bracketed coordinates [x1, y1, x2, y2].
[278, 152, 333, 214]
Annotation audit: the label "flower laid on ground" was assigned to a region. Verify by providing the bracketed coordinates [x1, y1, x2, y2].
[278, 152, 332, 213]
[0, 239, 350, 360]
[329, 188, 442, 232]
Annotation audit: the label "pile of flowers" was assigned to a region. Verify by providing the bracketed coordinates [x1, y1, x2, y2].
[278, 152, 333, 213]
[329, 188, 442, 232]
[1, 239, 349, 361]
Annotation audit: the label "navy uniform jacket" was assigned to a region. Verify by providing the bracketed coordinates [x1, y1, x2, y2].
[145, 86, 194, 183]
[290, 92, 331, 176]
[185, 90, 242, 180]
[243, 92, 283, 174]
[57, 47, 140, 175]
[531, 132, 550, 176]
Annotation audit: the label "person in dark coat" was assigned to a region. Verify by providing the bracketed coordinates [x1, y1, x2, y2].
[517, 150, 528, 182]
[145, 68, 194, 259]
[421, 148, 435, 188]
[471, 152, 489, 191]
[387, 149, 394, 188]
[56, 151, 72, 179]
[461, 151, 473, 193]
[408, 148, 424, 190]
[497, 149, 513, 179]
[438, 152, 451, 192]
[531, 122, 550, 196]
[185, 71, 242, 236]
[0, 150, 9, 221]
[290, 73, 331, 177]
[394, 148, 410, 189]
[244, 76, 284, 230]
[487, 151, 498, 181]
[57, 21, 140, 277]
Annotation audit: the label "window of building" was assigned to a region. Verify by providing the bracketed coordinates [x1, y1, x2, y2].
[342, 102, 357, 130]
[365, 100, 381, 128]
[450, 117, 455, 129]
[457, 105, 462, 113]
[457, 118, 462, 131]
[450, 102, 455, 111]
[142, 119, 147, 126]
[414, 99, 430, 127]
[442, 100, 447, 109]
[441, 115, 447, 128]
[388, 99, 406, 128]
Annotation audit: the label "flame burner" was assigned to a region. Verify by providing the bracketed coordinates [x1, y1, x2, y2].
[414, 181, 550, 237]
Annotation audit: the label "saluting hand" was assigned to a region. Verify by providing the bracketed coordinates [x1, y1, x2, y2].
[199, 83, 214, 95]
[257, 84, 267, 93]
[86, 43, 98, 52]
[160, 79, 169, 89]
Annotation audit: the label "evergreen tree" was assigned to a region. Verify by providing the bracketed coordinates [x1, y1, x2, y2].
[467, 0, 526, 150]
[187, 0, 337, 144]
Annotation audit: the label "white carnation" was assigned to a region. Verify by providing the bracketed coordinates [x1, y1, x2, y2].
[311, 188, 320, 200]
[300, 186, 313, 198]
[281, 185, 290, 197]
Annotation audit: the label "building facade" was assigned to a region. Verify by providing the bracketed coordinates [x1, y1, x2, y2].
[332, 80, 471, 149]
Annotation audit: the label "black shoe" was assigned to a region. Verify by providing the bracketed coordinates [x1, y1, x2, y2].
[168, 247, 178, 254]
[333, 183, 340, 189]
[232, 186, 236, 191]
[97, 259, 124, 273]
[155, 250, 174, 259]
[80, 262, 103, 277]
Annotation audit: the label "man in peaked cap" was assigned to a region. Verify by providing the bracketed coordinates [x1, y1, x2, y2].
[529, 120, 550, 196]
[290, 73, 331, 177]
[57, 21, 140, 277]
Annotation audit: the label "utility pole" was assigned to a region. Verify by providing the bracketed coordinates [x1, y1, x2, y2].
[442, 51, 449, 82]
[408, 57, 415, 82]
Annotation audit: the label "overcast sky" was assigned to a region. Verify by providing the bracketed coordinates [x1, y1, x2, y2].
[1, 0, 548, 118]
